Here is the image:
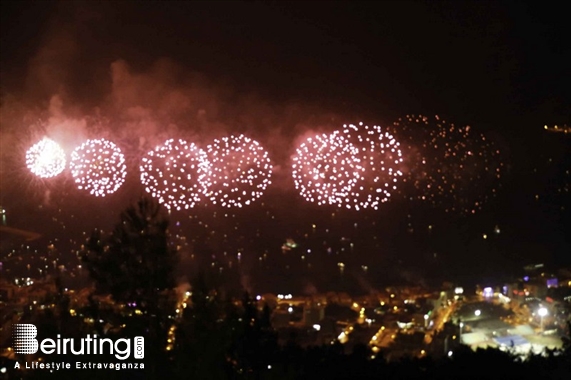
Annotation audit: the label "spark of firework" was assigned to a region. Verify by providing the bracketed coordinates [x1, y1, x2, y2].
[292, 131, 364, 207]
[140, 138, 211, 210]
[25, 137, 66, 178]
[390, 114, 503, 214]
[204, 134, 272, 208]
[69, 138, 127, 197]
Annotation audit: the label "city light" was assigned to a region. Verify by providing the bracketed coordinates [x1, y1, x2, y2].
[538, 306, 548, 332]
[483, 287, 493, 298]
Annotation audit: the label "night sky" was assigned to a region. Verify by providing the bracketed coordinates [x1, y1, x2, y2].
[2, 1, 569, 126]
[1, 1, 569, 291]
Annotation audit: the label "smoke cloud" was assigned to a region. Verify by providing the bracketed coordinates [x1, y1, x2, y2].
[0, 2, 365, 203]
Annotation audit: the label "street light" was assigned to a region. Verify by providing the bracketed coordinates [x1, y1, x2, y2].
[459, 321, 464, 343]
[538, 307, 548, 332]
[474, 309, 481, 317]
[424, 314, 429, 329]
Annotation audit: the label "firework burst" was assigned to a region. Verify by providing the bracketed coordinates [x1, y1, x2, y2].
[292, 131, 364, 207]
[204, 134, 272, 208]
[70, 138, 127, 197]
[26, 137, 66, 178]
[341, 122, 404, 210]
[140, 139, 210, 210]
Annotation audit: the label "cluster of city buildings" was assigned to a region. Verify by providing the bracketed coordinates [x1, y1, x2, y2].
[1, 216, 570, 363]
[250, 264, 571, 360]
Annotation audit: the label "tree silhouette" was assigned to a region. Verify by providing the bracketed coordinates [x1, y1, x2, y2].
[82, 196, 178, 377]
[172, 273, 234, 379]
[83, 197, 177, 308]
[230, 293, 279, 375]
[562, 320, 571, 356]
